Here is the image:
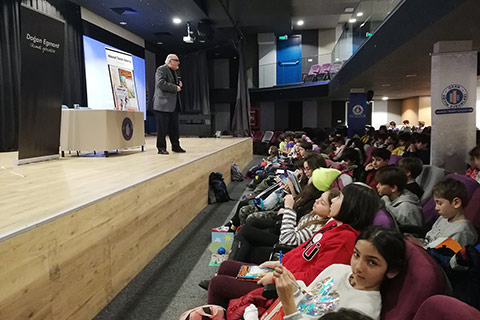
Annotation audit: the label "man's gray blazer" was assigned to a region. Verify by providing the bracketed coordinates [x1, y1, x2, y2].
[153, 64, 179, 112]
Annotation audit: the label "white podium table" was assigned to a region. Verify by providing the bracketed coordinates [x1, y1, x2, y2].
[60, 109, 145, 156]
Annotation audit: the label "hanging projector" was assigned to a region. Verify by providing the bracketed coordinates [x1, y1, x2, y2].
[183, 22, 195, 43]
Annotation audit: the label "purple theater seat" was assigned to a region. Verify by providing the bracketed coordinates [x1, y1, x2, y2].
[388, 154, 402, 166]
[446, 173, 479, 200]
[422, 173, 479, 227]
[373, 209, 395, 228]
[381, 240, 447, 320]
[364, 146, 376, 167]
[252, 131, 264, 142]
[413, 295, 480, 320]
[465, 187, 480, 230]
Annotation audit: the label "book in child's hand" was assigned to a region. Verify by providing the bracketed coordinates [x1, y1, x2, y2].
[425, 237, 462, 253]
[236, 265, 272, 281]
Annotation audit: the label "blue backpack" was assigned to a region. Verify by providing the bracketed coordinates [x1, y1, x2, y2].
[209, 172, 231, 203]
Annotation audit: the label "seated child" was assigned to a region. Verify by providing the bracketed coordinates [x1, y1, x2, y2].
[329, 136, 346, 161]
[283, 132, 295, 156]
[376, 166, 423, 226]
[391, 132, 410, 156]
[363, 148, 391, 189]
[398, 157, 424, 200]
[404, 133, 430, 164]
[410, 178, 478, 248]
[465, 145, 480, 183]
[269, 226, 406, 320]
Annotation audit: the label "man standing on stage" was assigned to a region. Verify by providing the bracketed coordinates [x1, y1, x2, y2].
[153, 53, 186, 154]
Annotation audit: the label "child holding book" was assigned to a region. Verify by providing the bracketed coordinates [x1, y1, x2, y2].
[268, 226, 406, 320]
[409, 178, 478, 248]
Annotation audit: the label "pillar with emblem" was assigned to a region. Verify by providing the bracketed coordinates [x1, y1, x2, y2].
[431, 41, 477, 173]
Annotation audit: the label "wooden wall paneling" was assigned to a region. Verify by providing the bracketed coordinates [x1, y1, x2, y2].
[0, 138, 252, 320]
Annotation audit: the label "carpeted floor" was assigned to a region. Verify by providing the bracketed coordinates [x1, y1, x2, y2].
[94, 155, 262, 320]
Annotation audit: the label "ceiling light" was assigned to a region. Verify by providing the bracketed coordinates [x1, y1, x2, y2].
[348, 18, 357, 23]
[356, 12, 364, 17]
[335, 58, 340, 61]
[173, 17, 182, 24]
[297, 20, 304, 26]
[381, 84, 391, 87]
[345, 7, 354, 13]
[406, 74, 417, 77]
[157, 41, 163, 45]
[308, 58, 313, 62]
[119, 21, 127, 25]
[382, 96, 389, 101]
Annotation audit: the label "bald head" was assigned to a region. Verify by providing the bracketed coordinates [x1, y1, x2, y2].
[166, 54, 180, 70]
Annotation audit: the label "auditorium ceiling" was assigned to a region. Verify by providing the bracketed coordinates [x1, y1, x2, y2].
[69, 0, 480, 100]
[69, 0, 361, 52]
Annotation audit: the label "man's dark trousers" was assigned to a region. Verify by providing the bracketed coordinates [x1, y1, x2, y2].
[155, 105, 180, 151]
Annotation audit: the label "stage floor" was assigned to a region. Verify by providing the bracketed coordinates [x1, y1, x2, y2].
[0, 136, 250, 242]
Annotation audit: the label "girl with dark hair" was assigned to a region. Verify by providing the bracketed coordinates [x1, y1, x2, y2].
[211, 183, 381, 314]
[271, 226, 406, 320]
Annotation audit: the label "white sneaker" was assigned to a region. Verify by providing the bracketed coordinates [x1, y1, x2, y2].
[212, 225, 230, 232]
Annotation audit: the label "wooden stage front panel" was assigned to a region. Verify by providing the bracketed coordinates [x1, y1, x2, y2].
[0, 137, 252, 319]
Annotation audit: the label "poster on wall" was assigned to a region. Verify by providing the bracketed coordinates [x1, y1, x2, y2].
[347, 93, 367, 138]
[18, 5, 64, 163]
[105, 47, 139, 111]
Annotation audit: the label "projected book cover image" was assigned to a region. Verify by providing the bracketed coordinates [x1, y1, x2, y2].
[108, 65, 139, 111]
[113, 85, 129, 110]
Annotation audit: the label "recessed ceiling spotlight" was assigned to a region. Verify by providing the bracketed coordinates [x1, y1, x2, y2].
[173, 17, 182, 24]
[382, 96, 389, 101]
[119, 21, 127, 25]
[297, 20, 304, 26]
[348, 18, 357, 23]
[345, 7, 354, 13]
[356, 12, 364, 17]
[406, 74, 417, 77]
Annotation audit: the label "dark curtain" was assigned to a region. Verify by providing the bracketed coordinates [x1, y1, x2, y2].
[180, 51, 210, 114]
[0, 0, 21, 151]
[231, 39, 251, 137]
[22, 0, 87, 108]
[57, 1, 87, 109]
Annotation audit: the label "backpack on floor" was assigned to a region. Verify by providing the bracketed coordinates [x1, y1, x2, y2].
[231, 164, 244, 181]
[179, 304, 225, 320]
[209, 172, 231, 204]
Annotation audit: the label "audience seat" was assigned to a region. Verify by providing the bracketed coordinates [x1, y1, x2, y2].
[412, 295, 480, 320]
[415, 165, 445, 205]
[465, 187, 480, 231]
[421, 173, 478, 228]
[316, 63, 332, 81]
[257, 131, 274, 155]
[388, 154, 402, 166]
[303, 64, 321, 82]
[326, 60, 344, 79]
[381, 240, 447, 320]
[373, 209, 397, 229]
[270, 131, 283, 146]
[253, 131, 265, 155]
[364, 146, 376, 166]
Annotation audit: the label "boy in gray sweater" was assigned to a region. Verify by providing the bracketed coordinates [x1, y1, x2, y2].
[376, 166, 423, 226]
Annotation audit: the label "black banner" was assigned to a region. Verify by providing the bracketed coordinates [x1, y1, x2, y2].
[18, 6, 64, 161]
